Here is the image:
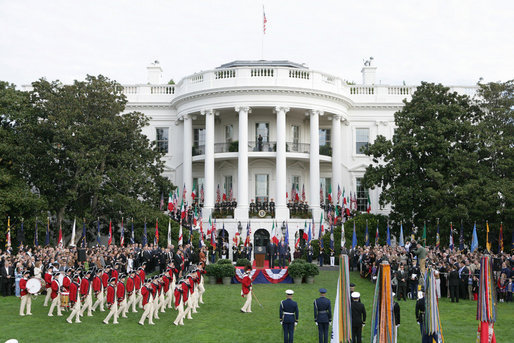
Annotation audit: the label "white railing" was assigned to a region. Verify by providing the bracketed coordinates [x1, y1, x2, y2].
[289, 69, 310, 79]
[215, 69, 236, 79]
[251, 68, 274, 77]
[151, 85, 175, 94]
[350, 86, 375, 95]
[122, 86, 138, 94]
[387, 86, 411, 95]
[190, 74, 204, 83]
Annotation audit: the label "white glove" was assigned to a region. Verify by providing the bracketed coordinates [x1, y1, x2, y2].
[396, 324, 400, 328]
[294, 322, 297, 327]
[315, 322, 318, 326]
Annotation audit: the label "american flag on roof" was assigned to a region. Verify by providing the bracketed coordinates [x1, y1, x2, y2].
[263, 6, 267, 34]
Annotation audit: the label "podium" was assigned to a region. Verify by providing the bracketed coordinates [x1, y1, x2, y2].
[255, 246, 266, 269]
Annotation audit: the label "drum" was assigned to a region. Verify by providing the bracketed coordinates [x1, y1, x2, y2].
[61, 292, 70, 308]
[26, 278, 42, 295]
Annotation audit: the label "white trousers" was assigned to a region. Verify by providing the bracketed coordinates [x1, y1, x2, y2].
[127, 292, 137, 313]
[138, 302, 154, 325]
[48, 296, 62, 316]
[20, 294, 32, 315]
[67, 299, 81, 323]
[80, 294, 93, 316]
[43, 288, 52, 306]
[241, 292, 252, 312]
[116, 299, 128, 317]
[173, 299, 185, 325]
[103, 302, 119, 324]
[92, 291, 104, 312]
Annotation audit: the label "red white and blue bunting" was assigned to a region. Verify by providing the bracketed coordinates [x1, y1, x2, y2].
[232, 267, 292, 284]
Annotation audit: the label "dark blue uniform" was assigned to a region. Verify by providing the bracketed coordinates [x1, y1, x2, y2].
[314, 296, 332, 343]
[279, 298, 299, 343]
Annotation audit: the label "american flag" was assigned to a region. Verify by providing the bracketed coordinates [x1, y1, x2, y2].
[301, 184, 305, 202]
[263, 6, 267, 34]
[320, 183, 324, 204]
[229, 187, 233, 201]
[337, 185, 342, 205]
[200, 184, 204, 203]
[182, 184, 187, 201]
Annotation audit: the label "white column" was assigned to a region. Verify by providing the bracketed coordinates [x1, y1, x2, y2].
[275, 106, 290, 221]
[203, 109, 215, 218]
[331, 114, 342, 206]
[183, 115, 193, 204]
[309, 110, 321, 218]
[235, 106, 251, 220]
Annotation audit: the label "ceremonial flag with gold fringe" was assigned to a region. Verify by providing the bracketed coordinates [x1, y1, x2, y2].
[330, 255, 352, 343]
[498, 223, 503, 253]
[424, 269, 445, 342]
[371, 261, 396, 343]
[6, 216, 11, 248]
[486, 221, 491, 253]
[476, 256, 497, 343]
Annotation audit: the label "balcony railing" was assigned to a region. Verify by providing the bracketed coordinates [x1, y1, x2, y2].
[286, 142, 310, 153]
[192, 145, 205, 156]
[248, 141, 276, 152]
[319, 144, 332, 156]
[214, 142, 239, 153]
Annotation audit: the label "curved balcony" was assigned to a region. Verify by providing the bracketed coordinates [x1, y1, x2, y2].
[248, 141, 276, 152]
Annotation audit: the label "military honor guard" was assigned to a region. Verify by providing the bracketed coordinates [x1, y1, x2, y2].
[151, 276, 161, 320]
[101, 265, 111, 309]
[79, 270, 93, 317]
[48, 272, 62, 317]
[197, 264, 206, 305]
[186, 272, 196, 316]
[160, 273, 170, 313]
[138, 279, 155, 325]
[67, 274, 82, 323]
[43, 267, 53, 306]
[116, 274, 128, 319]
[19, 270, 32, 316]
[137, 265, 146, 308]
[280, 289, 299, 343]
[240, 265, 253, 313]
[103, 277, 119, 324]
[91, 269, 105, 312]
[132, 269, 141, 312]
[350, 292, 366, 343]
[172, 280, 185, 326]
[174, 279, 190, 325]
[314, 288, 332, 343]
[125, 270, 136, 315]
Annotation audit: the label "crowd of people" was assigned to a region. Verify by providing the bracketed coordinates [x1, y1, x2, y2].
[0, 243, 209, 326]
[349, 241, 513, 303]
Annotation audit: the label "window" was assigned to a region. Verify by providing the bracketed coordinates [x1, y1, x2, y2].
[225, 125, 233, 143]
[291, 125, 300, 151]
[193, 128, 206, 147]
[255, 123, 269, 142]
[224, 176, 233, 200]
[356, 128, 369, 154]
[356, 178, 369, 212]
[319, 128, 331, 147]
[156, 128, 169, 153]
[255, 174, 269, 203]
[320, 177, 331, 204]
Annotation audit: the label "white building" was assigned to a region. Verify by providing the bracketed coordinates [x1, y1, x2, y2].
[123, 60, 476, 251]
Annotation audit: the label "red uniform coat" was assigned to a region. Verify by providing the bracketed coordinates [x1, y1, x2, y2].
[188, 276, 194, 294]
[51, 280, 60, 299]
[150, 284, 157, 299]
[138, 270, 145, 283]
[20, 278, 28, 297]
[116, 282, 125, 303]
[241, 274, 252, 296]
[69, 282, 79, 303]
[126, 277, 134, 294]
[111, 269, 119, 283]
[101, 273, 109, 289]
[80, 278, 90, 298]
[44, 272, 52, 288]
[93, 276, 102, 294]
[62, 276, 71, 292]
[174, 288, 181, 307]
[106, 285, 115, 306]
[134, 274, 141, 290]
[141, 286, 151, 306]
[163, 276, 170, 293]
[181, 283, 189, 303]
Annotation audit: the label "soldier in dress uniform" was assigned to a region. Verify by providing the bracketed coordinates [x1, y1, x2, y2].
[137, 265, 146, 308]
[161, 272, 170, 313]
[125, 270, 136, 315]
[314, 288, 332, 343]
[197, 263, 206, 304]
[151, 276, 161, 320]
[240, 265, 252, 313]
[91, 269, 105, 312]
[173, 279, 186, 326]
[48, 272, 62, 317]
[103, 277, 118, 324]
[415, 290, 425, 337]
[138, 279, 155, 325]
[132, 268, 141, 312]
[19, 270, 32, 316]
[66, 273, 81, 323]
[79, 270, 93, 317]
[351, 292, 366, 343]
[101, 265, 111, 309]
[115, 274, 128, 319]
[280, 289, 299, 343]
[43, 266, 53, 307]
[62, 268, 72, 293]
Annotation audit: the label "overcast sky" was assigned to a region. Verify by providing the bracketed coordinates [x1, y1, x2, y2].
[1, 0, 513, 87]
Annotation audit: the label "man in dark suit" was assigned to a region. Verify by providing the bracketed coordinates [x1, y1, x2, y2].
[278, 238, 287, 268]
[351, 292, 366, 343]
[1, 261, 14, 296]
[458, 262, 469, 300]
[396, 264, 408, 301]
[280, 289, 299, 343]
[449, 264, 460, 302]
[314, 288, 332, 343]
[393, 293, 401, 338]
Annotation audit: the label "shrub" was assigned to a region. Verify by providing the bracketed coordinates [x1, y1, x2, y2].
[304, 263, 320, 277]
[236, 258, 251, 267]
[287, 262, 305, 278]
[217, 259, 233, 265]
[219, 264, 236, 278]
[205, 264, 221, 278]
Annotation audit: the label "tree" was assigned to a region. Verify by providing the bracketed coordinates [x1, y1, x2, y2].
[363, 82, 486, 242]
[4, 75, 174, 241]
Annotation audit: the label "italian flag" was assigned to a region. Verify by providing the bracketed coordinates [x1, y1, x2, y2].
[168, 192, 174, 212]
[180, 198, 186, 220]
[367, 194, 371, 213]
[271, 221, 279, 245]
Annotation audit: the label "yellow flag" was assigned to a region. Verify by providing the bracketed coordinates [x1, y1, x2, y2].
[486, 221, 491, 252]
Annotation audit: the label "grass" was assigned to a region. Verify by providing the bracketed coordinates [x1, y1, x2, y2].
[0, 270, 513, 342]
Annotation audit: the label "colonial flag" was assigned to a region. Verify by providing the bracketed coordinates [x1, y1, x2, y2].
[331, 255, 352, 343]
[263, 5, 267, 34]
[337, 184, 342, 205]
[351, 222, 357, 249]
[207, 215, 212, 236]
[486, 221, 491, 253]
[167, 219, 172, 247]
[131, 218, 135, 244]
[370, 262, 396, 343]
[341, 222, 346, 249]
[70, 218, 77, 247]
[142, 221, 147, 247]
[5, 216, 11, 248]
[302, 221, 308, 241]
[216, 184, 221, 203]
[108, 220, 113, 245]
[168, 192, 174, 212]
[333, 204, 339, 225]
[449, 222, 454, 251]
[399, 222, 404, 247]
[498, 222, 503, 253]
[81, 219, 86, 248]
[193, 206, 198, 227]
[375, 222, 379, 246]
[178, 222, 183, 246]
[476, 256, 497, 343]
[180, 198, 186, 221]
[160, 192, 164, 211]
[386, 222, 391, 246]
[471, 222, 478, 253]
[436, 220, 440, 249]
[119, 218, 124, 247]
[271, 221, 279, 245]
[301, 184, 306, 202]
[154, 219, 159, 246]
[34, 218, 38, 247]
[57, 222, 63, 248]
[44, 217, 49, 246]
[97, 218, 101, 245]
[365, 220, 370, 247]
[366, 193, 371, 213]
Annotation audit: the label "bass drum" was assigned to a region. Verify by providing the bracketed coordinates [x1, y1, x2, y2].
[26, 278, 42, 295]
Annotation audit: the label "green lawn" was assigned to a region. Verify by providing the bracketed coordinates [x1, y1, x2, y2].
[0, 270, 513, 342]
